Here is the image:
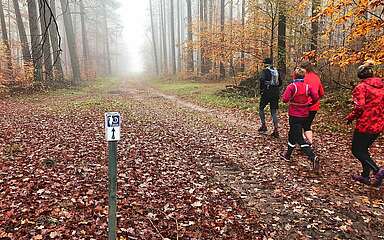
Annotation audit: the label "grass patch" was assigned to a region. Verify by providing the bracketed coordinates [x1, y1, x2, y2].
[151, 79, 260, 111]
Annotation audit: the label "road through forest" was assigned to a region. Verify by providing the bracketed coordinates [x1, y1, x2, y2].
[1, 78, 384, 239]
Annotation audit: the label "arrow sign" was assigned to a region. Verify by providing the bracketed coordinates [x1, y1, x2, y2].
[112, 128, 116, 140]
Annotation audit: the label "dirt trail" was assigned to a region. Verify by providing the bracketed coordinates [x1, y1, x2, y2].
[1, 78, 383, 239]
[118, 78, 384, 239]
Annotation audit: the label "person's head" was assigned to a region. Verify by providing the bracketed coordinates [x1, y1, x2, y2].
[300, 61, 315, 73]
[357, 61, 374, 79]
[294, 67, 306, 79]
[263, 58, 273, 66]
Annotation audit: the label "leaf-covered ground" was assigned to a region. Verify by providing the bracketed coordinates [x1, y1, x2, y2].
[1, 78, 383, 239]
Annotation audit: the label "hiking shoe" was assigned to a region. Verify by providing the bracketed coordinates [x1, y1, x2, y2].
[373, 168, 384, 188]
[258, 125, 267, 133]
[280, 152, 291, 161]
[312, 156, 320, 172]
[352, 175, 371, 186]
[271, 130, 279, 138]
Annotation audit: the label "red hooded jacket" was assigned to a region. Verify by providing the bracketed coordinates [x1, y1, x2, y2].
[346, 77, 384, 134]
[282, 79, 320, 118]
[304, 72, 325, 111]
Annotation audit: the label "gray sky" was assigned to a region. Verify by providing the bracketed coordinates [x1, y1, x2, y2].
[117, 1, 148, 73]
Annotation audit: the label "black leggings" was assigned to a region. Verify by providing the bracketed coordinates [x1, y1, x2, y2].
[352, 131, 380, 177]
[303, 111, 317, 131]
[286, 116, 316, 161]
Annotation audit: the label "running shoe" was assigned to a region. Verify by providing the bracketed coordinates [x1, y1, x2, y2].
[352, 175, 371, 186]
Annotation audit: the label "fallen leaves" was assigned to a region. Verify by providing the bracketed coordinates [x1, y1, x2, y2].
[0, 81, 383, 239]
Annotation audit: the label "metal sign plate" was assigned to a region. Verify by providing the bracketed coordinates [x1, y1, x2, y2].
[105, 112, 121, 141]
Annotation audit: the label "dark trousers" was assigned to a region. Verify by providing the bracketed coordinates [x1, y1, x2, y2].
[352, 131, 380, 177]
[287, 116, 316, 160]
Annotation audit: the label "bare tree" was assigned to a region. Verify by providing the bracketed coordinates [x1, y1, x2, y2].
[79, 0, 89, 68]
[170, 0, 176, 74]
[13, 0, 32, 64]
[240, 0, 245, 72]
[160, 0, 168, 73]
[48, 0, 64, 81]
[149, 0, 159, 75]
[59, 0, 81, 85]
[38, 0, 54, 82]
[27, 0, 43, 82]
[219, 0, 225, 79]
[102, 2, 112, 75]
[186, 0, 194, 72]
[176, 0, 182, 72]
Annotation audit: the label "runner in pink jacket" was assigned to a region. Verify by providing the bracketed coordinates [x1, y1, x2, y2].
[281, 67, 320, 171]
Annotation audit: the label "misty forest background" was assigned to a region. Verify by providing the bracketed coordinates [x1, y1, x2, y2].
[0, 0, 123, 93]
[143, 0, 383, 89]
[0, 0, 383, 95]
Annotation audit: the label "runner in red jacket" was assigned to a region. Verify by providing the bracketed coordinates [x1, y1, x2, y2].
[346, 62, 384, 187]
[301, 62, 325, 145]
[280, 67, 320, 171]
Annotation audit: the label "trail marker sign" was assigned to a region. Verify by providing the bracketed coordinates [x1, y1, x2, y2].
[105, 112, 121, 141]
[105, 112, 121, 240]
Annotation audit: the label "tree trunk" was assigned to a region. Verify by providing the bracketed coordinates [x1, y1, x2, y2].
[199, 0, 209, 75]
[277, 1, 286, 80]
[176, 0, 182, 72]
[160, 0, 168, 73]
[158, 2, 164, 73]
[13, 0, 31, 64]
[38, 0, 54, 82]
[311, 0, 320, 59]
[0, 0, 12, 80]
[79, 0, 89, 69]
[186, 0, 194, 72]
[149, 0, 159, 75]
[219, 0, 225, 79]
[229, 0, 234, 76]
[13, 0, 32, 64]
[102, 2, 112, 75]
[27, 0, 43, 82]
[59, 0, 81, 85]
[170, 0, 176, 74]
[49, 0, 64, 81]
[240, 0, 245, 72]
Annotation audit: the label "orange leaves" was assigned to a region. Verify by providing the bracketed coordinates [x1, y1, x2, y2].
[316, 0, 384, 74]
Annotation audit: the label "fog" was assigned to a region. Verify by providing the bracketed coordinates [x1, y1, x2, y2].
[117, 1, 149, 74]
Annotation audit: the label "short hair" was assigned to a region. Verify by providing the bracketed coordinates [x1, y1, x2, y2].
[263, 58, 273, 65]
[300, 61, 314, 72]
[357, 61, 374, 79]
[294, 67, 306, 79]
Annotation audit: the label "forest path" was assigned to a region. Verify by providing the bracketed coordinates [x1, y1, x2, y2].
[0, 77, 383, 239]
[118, 78, 384, 239]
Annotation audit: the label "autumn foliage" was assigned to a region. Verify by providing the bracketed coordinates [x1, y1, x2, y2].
[181, 0, 384, 82]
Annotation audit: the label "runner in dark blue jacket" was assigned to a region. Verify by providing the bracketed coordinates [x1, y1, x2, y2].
[258, 58, 282, 138]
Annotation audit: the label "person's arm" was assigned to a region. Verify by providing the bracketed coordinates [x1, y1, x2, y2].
[282, 84, 293, 103]
[318, 82, 325, 98]
[346, 84, 366, 121]
[259, 69, 267, 93]
[308, 85, 320, 105]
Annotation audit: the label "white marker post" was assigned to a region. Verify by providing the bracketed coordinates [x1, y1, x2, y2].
[105, 112, 121, 240]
